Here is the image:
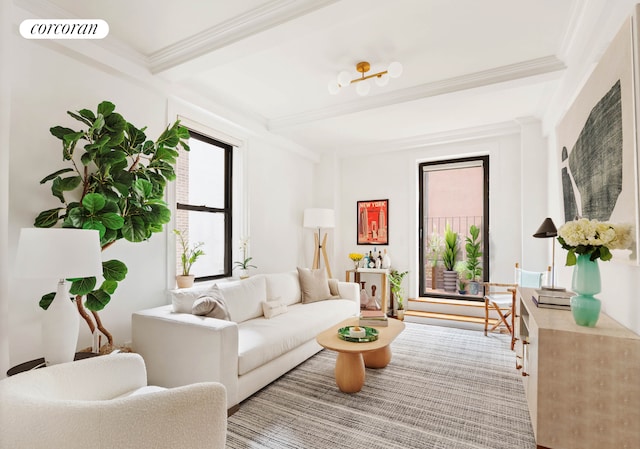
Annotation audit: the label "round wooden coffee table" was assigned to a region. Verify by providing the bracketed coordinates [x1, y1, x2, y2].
[316, 317, 405, 393]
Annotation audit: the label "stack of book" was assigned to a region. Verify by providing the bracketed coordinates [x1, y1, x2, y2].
[359, 309, 388, 327]
[532, 289, 574, 310]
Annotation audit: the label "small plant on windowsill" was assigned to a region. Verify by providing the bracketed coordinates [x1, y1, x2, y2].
[234, 237, 257, 279]
[174, 229, 205, 288]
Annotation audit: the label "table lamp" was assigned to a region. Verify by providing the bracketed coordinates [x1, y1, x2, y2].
[533, 217, 565, 291]
[15, 228, 103, 365]
[303, 208, 335, 278]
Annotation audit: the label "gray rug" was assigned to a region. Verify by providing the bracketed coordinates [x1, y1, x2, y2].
[226, 323, 536, 449]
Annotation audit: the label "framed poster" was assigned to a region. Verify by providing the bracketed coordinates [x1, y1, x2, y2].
[357, 199, 388, 245]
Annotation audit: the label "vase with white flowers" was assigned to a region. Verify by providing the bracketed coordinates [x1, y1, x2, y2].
[234, 237, 257, 279]
[557, 218, 632, 327]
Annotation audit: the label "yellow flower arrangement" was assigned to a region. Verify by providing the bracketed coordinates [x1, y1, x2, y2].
[348, 252, 364, 270]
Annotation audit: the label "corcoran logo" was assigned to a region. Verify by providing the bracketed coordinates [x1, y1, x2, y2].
[20, 19, 109, 39]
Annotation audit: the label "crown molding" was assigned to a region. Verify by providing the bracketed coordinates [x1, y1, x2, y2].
[269, 55, 566, 130]
[149, 0, 338, 74]
[336, 121, 522, 158]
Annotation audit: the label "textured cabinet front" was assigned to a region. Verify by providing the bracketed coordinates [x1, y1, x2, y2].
[517, 288, 640, 449]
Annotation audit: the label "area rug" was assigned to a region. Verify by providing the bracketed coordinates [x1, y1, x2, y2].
[226, 323, 536, 449]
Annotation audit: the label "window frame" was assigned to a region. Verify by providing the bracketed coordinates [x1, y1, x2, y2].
[418, 155, 490, 299]
[176, 129, 233, 281]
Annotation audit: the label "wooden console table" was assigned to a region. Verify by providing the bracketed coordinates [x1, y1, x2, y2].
[346, 268, 389, 314]
[516, 287, 640, 449]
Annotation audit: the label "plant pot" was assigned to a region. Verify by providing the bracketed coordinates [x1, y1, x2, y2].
[396, 309, 405, 321]
[442, 270, 458, 292]
[468, 281, 480, 295]
[176, 275, 195, 289]
[238, 269, 249, 279]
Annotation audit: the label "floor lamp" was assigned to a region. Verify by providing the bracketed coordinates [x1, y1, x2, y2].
[303, 208, 335, 278]
[15, 228, 103, 365]
[533, 217, 565, 291]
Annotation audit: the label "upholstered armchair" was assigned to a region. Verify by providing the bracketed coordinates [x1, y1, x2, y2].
[0, 353, 227, 449]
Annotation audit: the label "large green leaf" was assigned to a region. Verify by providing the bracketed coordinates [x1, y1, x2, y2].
[147, 203, 171, 224]
[100, 212, 124, 230]
[102, 259, 128, 281]
[39, 292, 56, 310]
[122, 216, 148, 242]
[83, 219, 106, 238]
[82, 193, 106, 213]
[85, 289, 111, 311]
[66, 207, 85, 228]
[49, 126, 76, 140]
[100, 280, 118, 295]
[132, 179, 153, 199]
[40, 168, 74, 184]
[69, 277, 97, 296]
[89, 113, 105, 136]
[97, 101, 115, 117]
[34, 208, 63, 227]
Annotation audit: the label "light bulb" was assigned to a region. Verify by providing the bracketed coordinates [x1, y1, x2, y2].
[337, 71, 352, 87]
[356, 80, 370, 96]
[328, 80, 340, 95]
[375, 75, 389, 87]
[387, 61, 403, 78]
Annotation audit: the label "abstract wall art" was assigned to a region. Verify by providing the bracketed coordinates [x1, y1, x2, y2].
[557, 16, 638, 263]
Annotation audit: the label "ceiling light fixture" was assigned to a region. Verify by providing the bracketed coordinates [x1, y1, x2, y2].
[328, 61, 403, 96]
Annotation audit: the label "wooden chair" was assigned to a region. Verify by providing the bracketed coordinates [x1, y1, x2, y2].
[484, 263, 549, 349]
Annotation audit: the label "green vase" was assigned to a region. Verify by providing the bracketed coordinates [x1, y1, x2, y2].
[570, 254, 601, 327]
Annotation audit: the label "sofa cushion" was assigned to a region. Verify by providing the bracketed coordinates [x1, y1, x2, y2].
[192, 287, 230, 320]
[265, 271, 301, 306]
[262, 299, 287, 319]
[218, 276, 267, 323]
[237, 299, 356, 375]
[297, 267, 333, 303]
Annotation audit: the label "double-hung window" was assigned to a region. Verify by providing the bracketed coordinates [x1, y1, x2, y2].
[175, 129, 232, 281]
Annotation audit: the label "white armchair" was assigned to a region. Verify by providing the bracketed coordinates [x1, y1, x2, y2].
[0, 353, 227, 449]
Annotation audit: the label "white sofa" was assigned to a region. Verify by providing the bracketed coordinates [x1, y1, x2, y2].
[0, 353, 227, 449]
[132, 270, 359, 408]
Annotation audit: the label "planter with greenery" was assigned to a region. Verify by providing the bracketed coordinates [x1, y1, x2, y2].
[442, 223, 459, 292]
[465, 224, 483, 295]
[34, 101, 190, 347]
[174, 229, 205, 288]
[389, 269, 409, 319]
[234, 237, 256, 279]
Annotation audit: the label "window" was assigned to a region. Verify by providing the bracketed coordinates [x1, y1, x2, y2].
[418, 156, 489, 299]
[175, 130, 232, 281]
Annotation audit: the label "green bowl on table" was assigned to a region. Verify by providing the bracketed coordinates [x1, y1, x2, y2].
[337, 326, 379, 342]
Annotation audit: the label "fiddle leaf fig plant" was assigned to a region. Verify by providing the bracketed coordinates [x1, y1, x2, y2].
[34, 101, 190, 346]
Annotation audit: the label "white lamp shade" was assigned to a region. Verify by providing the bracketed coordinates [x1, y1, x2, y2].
[337, 71, 352, 87]
[375, 75, 389, 86]
[328, 80, 340, 95]
[16, 228, 103, 279]
[303, 209, 335, 229]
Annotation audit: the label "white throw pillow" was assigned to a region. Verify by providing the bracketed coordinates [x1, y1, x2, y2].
[262, 299, 287, 319]
[218, 275, 267, 323]
[265, 271, 301, 306]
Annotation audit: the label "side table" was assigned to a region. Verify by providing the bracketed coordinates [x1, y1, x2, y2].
[7, 351, 100, 376]
[346, 268, 390, 314]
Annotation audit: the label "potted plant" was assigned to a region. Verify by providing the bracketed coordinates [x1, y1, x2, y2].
[457, 277, 467, 295]
[174, 229, 205, 288]
[426, 229, 443, 289]
[389, 269, 408, 320]
[442, 223, 459, 292]
[465, 224, 483, 295]
[34, 101, 190, 347]
[234, 237, 256, 279]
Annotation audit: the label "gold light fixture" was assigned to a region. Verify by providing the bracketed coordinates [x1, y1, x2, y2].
[328, 60, 403, 96]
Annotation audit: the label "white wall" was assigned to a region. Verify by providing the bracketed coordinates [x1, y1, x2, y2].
[332, 130, 544, 299]
[5, 33, 315, 367]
